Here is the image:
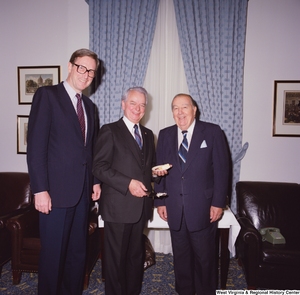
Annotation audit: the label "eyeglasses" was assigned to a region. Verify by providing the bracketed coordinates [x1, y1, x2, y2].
[72, 63, 96, 78]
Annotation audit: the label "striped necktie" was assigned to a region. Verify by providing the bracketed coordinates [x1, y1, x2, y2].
[178, 130, 188, 169]
[134, 124, 143, 149]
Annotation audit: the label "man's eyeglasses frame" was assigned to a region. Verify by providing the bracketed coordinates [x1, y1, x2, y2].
[72, 63, 96, 78]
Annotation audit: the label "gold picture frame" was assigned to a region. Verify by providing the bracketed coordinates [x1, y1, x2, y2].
[273, 80, 300, 137]
[18, 66, 61, 104]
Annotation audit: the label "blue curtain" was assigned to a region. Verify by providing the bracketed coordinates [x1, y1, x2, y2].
[173, 0, 249, 213]
[86, 0, 159, 125]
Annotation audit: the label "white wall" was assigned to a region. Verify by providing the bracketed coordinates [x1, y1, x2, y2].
[0, 0, 89, 172]
[240, 0, 300, 182]
[0, 0, 299, 184]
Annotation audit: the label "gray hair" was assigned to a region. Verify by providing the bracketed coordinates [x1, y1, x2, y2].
[121, 87, 148, 104]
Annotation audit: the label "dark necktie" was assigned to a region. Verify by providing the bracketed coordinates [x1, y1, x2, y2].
[178, 130, 188, 169]
[76, 93, 85, 142]
[134, 124, 143, 149]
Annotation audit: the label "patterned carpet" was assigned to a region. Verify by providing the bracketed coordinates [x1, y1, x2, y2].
[0, 253, 247, 294]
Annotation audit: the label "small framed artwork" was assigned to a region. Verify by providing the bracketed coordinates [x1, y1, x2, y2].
[273, 80, 300, 137]
[18, 66, 61, 104]
[17, 115, 29, 154]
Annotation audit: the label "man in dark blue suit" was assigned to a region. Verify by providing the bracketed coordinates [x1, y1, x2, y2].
[27, 48, 101, 295]
[154, 94, 230, 295]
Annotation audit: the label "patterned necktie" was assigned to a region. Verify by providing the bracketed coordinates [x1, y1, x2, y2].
[134, 124, 143, 149]
[76, 93, 85, 142]
[178, 130, 188, 169]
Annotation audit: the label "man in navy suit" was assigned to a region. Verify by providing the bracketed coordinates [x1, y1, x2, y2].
[27, 48, 101, 295]
[93, 87, 159, 295]
[154, 94, 230, 295]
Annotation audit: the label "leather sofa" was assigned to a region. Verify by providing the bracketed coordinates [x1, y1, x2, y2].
[4, 172, 102, 289]
[236, 181, 300, 289]
[0, 172, 33, 276]
[7, 200, 101, 290]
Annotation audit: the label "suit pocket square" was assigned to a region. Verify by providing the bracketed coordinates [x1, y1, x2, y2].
[200, 140, 207, 148]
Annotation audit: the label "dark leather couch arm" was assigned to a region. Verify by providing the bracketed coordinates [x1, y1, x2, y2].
[238, 216, 262, 244]
[0, 214, 13, 229]
[237, 216, 263, 282]
[0, 207, 33, 229]
[7, 207, 39, 239]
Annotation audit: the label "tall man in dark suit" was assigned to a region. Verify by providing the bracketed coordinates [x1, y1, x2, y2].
[93, 87, 158, 295]
[27, 48, 101, 295]
[154, 94, 230, 295]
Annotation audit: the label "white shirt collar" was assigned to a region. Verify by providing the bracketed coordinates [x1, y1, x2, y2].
[122, 116, 141, 137]
[63, 81, 80, 101]
[177, 119, 196, 149]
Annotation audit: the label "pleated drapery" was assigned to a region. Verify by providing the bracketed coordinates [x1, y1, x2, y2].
[86, 0, 159, 125]
[173, 0, 249, 212]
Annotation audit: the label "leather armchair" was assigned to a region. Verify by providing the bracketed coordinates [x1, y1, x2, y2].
[7, 200, 102, 290]
[0, 172, 32, 276]
[236, 181, 300, 289]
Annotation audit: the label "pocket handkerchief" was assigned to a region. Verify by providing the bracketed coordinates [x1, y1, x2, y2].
[200, 140, 207, 148]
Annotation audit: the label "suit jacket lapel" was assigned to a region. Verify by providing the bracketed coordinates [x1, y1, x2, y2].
[117, 119, 142, 165]
[184, 121, 205, 171]
[57, 83, 84, 141]
[57, 83, 74, 115]
[57, 83, 93, 146]
[140, 125, 149, 157]
[166, 126, 181, 171]
[81, 95, 93, 144]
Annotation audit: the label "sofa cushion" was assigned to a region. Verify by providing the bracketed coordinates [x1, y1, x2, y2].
[262, 242, 300, 266]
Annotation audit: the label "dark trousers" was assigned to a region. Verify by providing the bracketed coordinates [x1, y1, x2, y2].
[104, 214, 146, 295]
[170, 214, 217, 295]
[38, 189, 89, 295]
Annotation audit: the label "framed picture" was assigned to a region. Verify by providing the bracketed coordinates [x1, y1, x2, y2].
[17, 115, 29, 154]
[273, 80, 300, 137]
[18, 66, 61, 104]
